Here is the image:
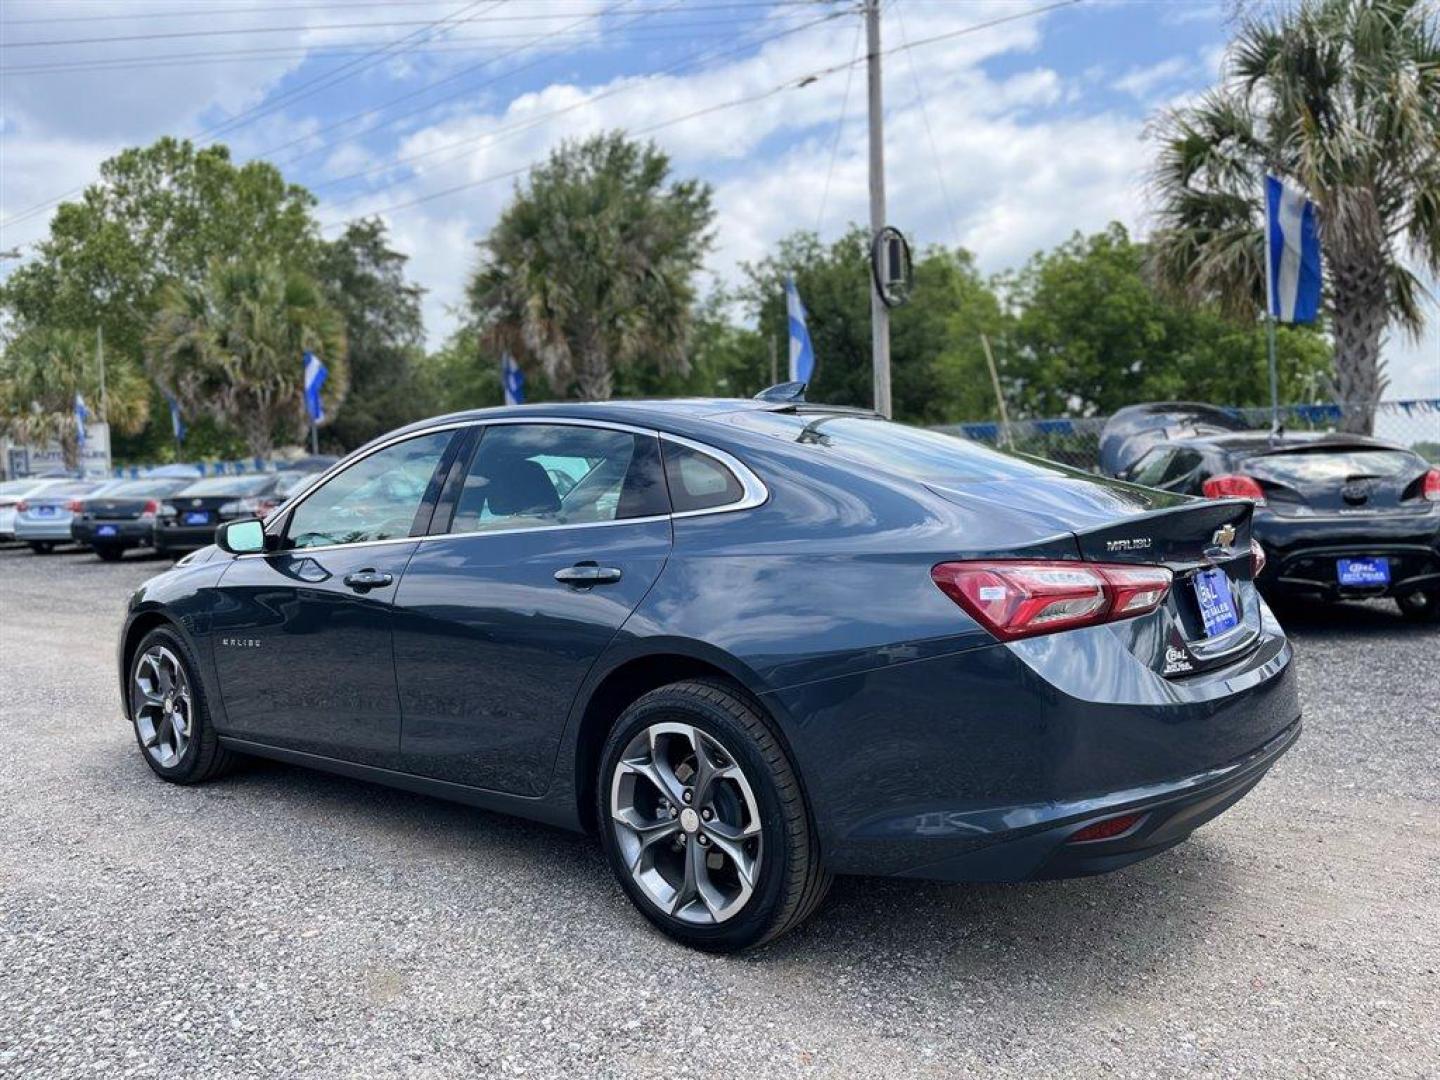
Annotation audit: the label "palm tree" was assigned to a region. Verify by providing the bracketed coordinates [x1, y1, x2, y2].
[0, 327, 150, 469]
[147, 258, 347, 456]
[469, 132, 715, 401]
[1149, 0, 1440, 432]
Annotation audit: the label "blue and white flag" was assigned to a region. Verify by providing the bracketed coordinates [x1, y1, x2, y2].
[302, 351, 328, 423]
[785, 276, 815, 384]
[1264, 174, 1322, 324]
[167, 395, 186, 443]
[74, 393, 89, 444]
[501, 351, 525, 406]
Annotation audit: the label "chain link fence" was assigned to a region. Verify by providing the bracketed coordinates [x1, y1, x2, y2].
[935, 399, 1440, 473]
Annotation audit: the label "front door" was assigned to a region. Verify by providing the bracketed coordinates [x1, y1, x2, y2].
[212, 429, 458, 766]
[393, 421, 672, 794]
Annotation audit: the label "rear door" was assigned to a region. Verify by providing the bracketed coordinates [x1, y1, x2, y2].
[210, 428, 459, 767]
[393, 421, 672, 794]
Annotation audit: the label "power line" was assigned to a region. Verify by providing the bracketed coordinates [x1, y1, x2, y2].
[894, 0, 960, 244]
[303, 8, 847, 204]
[815, 17, 863, 235]
[0, 0, 503, 230]
[0, 4, 821, 47]
[0, 0, 823, 25]
[319, 0, 1074, 232]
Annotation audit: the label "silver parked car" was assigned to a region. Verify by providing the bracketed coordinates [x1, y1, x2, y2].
[13, 479, 124, 552]
[0, 478, 74, 541]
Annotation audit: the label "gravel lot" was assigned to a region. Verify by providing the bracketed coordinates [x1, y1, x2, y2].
[1, 542, 1436, 1079]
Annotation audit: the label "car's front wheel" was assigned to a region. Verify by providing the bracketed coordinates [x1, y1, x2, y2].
[1396, 588, 1440, 623]
[128, 627, 237, 783]
[597, 679, 830, 952]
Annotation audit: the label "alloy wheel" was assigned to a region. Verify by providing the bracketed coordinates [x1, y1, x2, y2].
[609, 722, 763, 925]
[131, 645, 193, 769]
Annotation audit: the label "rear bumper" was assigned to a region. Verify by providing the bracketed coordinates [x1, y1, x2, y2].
[1254, 512, 1440, 600]
[901, 718, 1300, 882]
[14, 518, 76, 541]
[74, 520, 155, 547]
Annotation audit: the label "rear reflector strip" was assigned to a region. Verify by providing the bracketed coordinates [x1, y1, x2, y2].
[1067, 813, 1146, 844]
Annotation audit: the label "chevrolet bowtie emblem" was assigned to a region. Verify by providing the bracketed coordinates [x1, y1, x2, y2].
[1212, 524, 1237, 548]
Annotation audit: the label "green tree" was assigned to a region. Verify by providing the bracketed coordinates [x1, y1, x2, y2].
[0, 327, 150, 469]
[146, 259, 347, 457]
[469, 132, 715, 400]
[315, 219, 434, 448]
[1148, 0, 1440, 432]
[1003, 224, 1332, 416]
[742, 228, 1005, 423]
[0, 137, 322, 455]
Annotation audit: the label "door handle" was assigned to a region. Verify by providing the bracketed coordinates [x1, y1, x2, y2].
[343, 569, 393, 591]
[554, 564, 623, 587]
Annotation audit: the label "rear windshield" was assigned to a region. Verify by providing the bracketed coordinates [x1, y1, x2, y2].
[178, 475, 277, 497]
[726, 411, 1060, 484]
[104, 479, 190, 498]
[35, 481, 98, 498]
[1245, 449, 1422, 484]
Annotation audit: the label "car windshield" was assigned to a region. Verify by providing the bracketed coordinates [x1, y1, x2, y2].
[105, 479, 189, 498]
[726, 411, 1062, 485]
[179, 475, 276, 497]
[1245, 449, 1422, 484]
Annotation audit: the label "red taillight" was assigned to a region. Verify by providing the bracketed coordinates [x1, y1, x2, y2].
[1202, 473, 1267, 505]
[67, 499, 85, 513]
[141, 499, 160, 517]
[930, 560, 1173, 641]
[15, 500, 28, 512]
[1067, 812, 1145, 844]
[1423, 468, 1440, 503]
[1250, 538, 1267, 578]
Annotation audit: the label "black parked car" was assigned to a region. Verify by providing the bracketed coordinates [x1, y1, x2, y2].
[1112, 428, 1440, 619]
[72, 478, 195, 561]
[153, 474, 287, 556]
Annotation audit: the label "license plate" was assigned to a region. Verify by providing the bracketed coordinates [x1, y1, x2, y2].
[1337, 557, 1389, 586]
[96, 525, 118, 537]
[1192, 567, 1239, 637]
[183, 511, 211, 526]
[34, 506, 57, 517]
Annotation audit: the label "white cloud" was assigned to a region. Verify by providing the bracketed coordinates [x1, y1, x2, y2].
[1113, 56, 1193, 99]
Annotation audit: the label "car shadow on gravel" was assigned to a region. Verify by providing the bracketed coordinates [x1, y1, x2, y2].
[1269, 595, 1434, 638]
[197, 754, 1234, 993]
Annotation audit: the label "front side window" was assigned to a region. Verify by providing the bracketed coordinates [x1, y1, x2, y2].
[285, 431, 453, 549]
[448, 424, 666, 534]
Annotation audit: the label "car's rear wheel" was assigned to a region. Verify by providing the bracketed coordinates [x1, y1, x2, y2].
[1396, 588, 1440, 623]
[94, 544, 125, 562]
[128, 627, 237, 783]
[28, 541, 55, 554]
[597, 679, 830, 952]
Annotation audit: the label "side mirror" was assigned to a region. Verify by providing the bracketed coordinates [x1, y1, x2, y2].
[216, 518, 268, 555]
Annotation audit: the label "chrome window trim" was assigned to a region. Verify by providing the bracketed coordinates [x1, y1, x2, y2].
[244, 414, 768, 558]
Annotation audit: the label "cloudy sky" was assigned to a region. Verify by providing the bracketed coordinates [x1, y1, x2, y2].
[1, 0, 1436, 400]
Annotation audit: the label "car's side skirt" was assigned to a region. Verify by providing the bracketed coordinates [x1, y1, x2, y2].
[217, 737, 584, 833]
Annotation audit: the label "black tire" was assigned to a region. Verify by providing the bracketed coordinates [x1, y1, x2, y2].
[596, 678, 830, 952]
[28, 541, 56, 554]
[1396, 588, 1440, 623]
[127, 626, 238, 784]
[94, 544, 125, 562]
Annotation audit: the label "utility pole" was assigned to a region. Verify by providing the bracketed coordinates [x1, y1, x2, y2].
[864, 0, 891, 418]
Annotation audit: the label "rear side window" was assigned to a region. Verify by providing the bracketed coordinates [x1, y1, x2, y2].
[448, 424, 667, 534]
[663, 441, 745, 513]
